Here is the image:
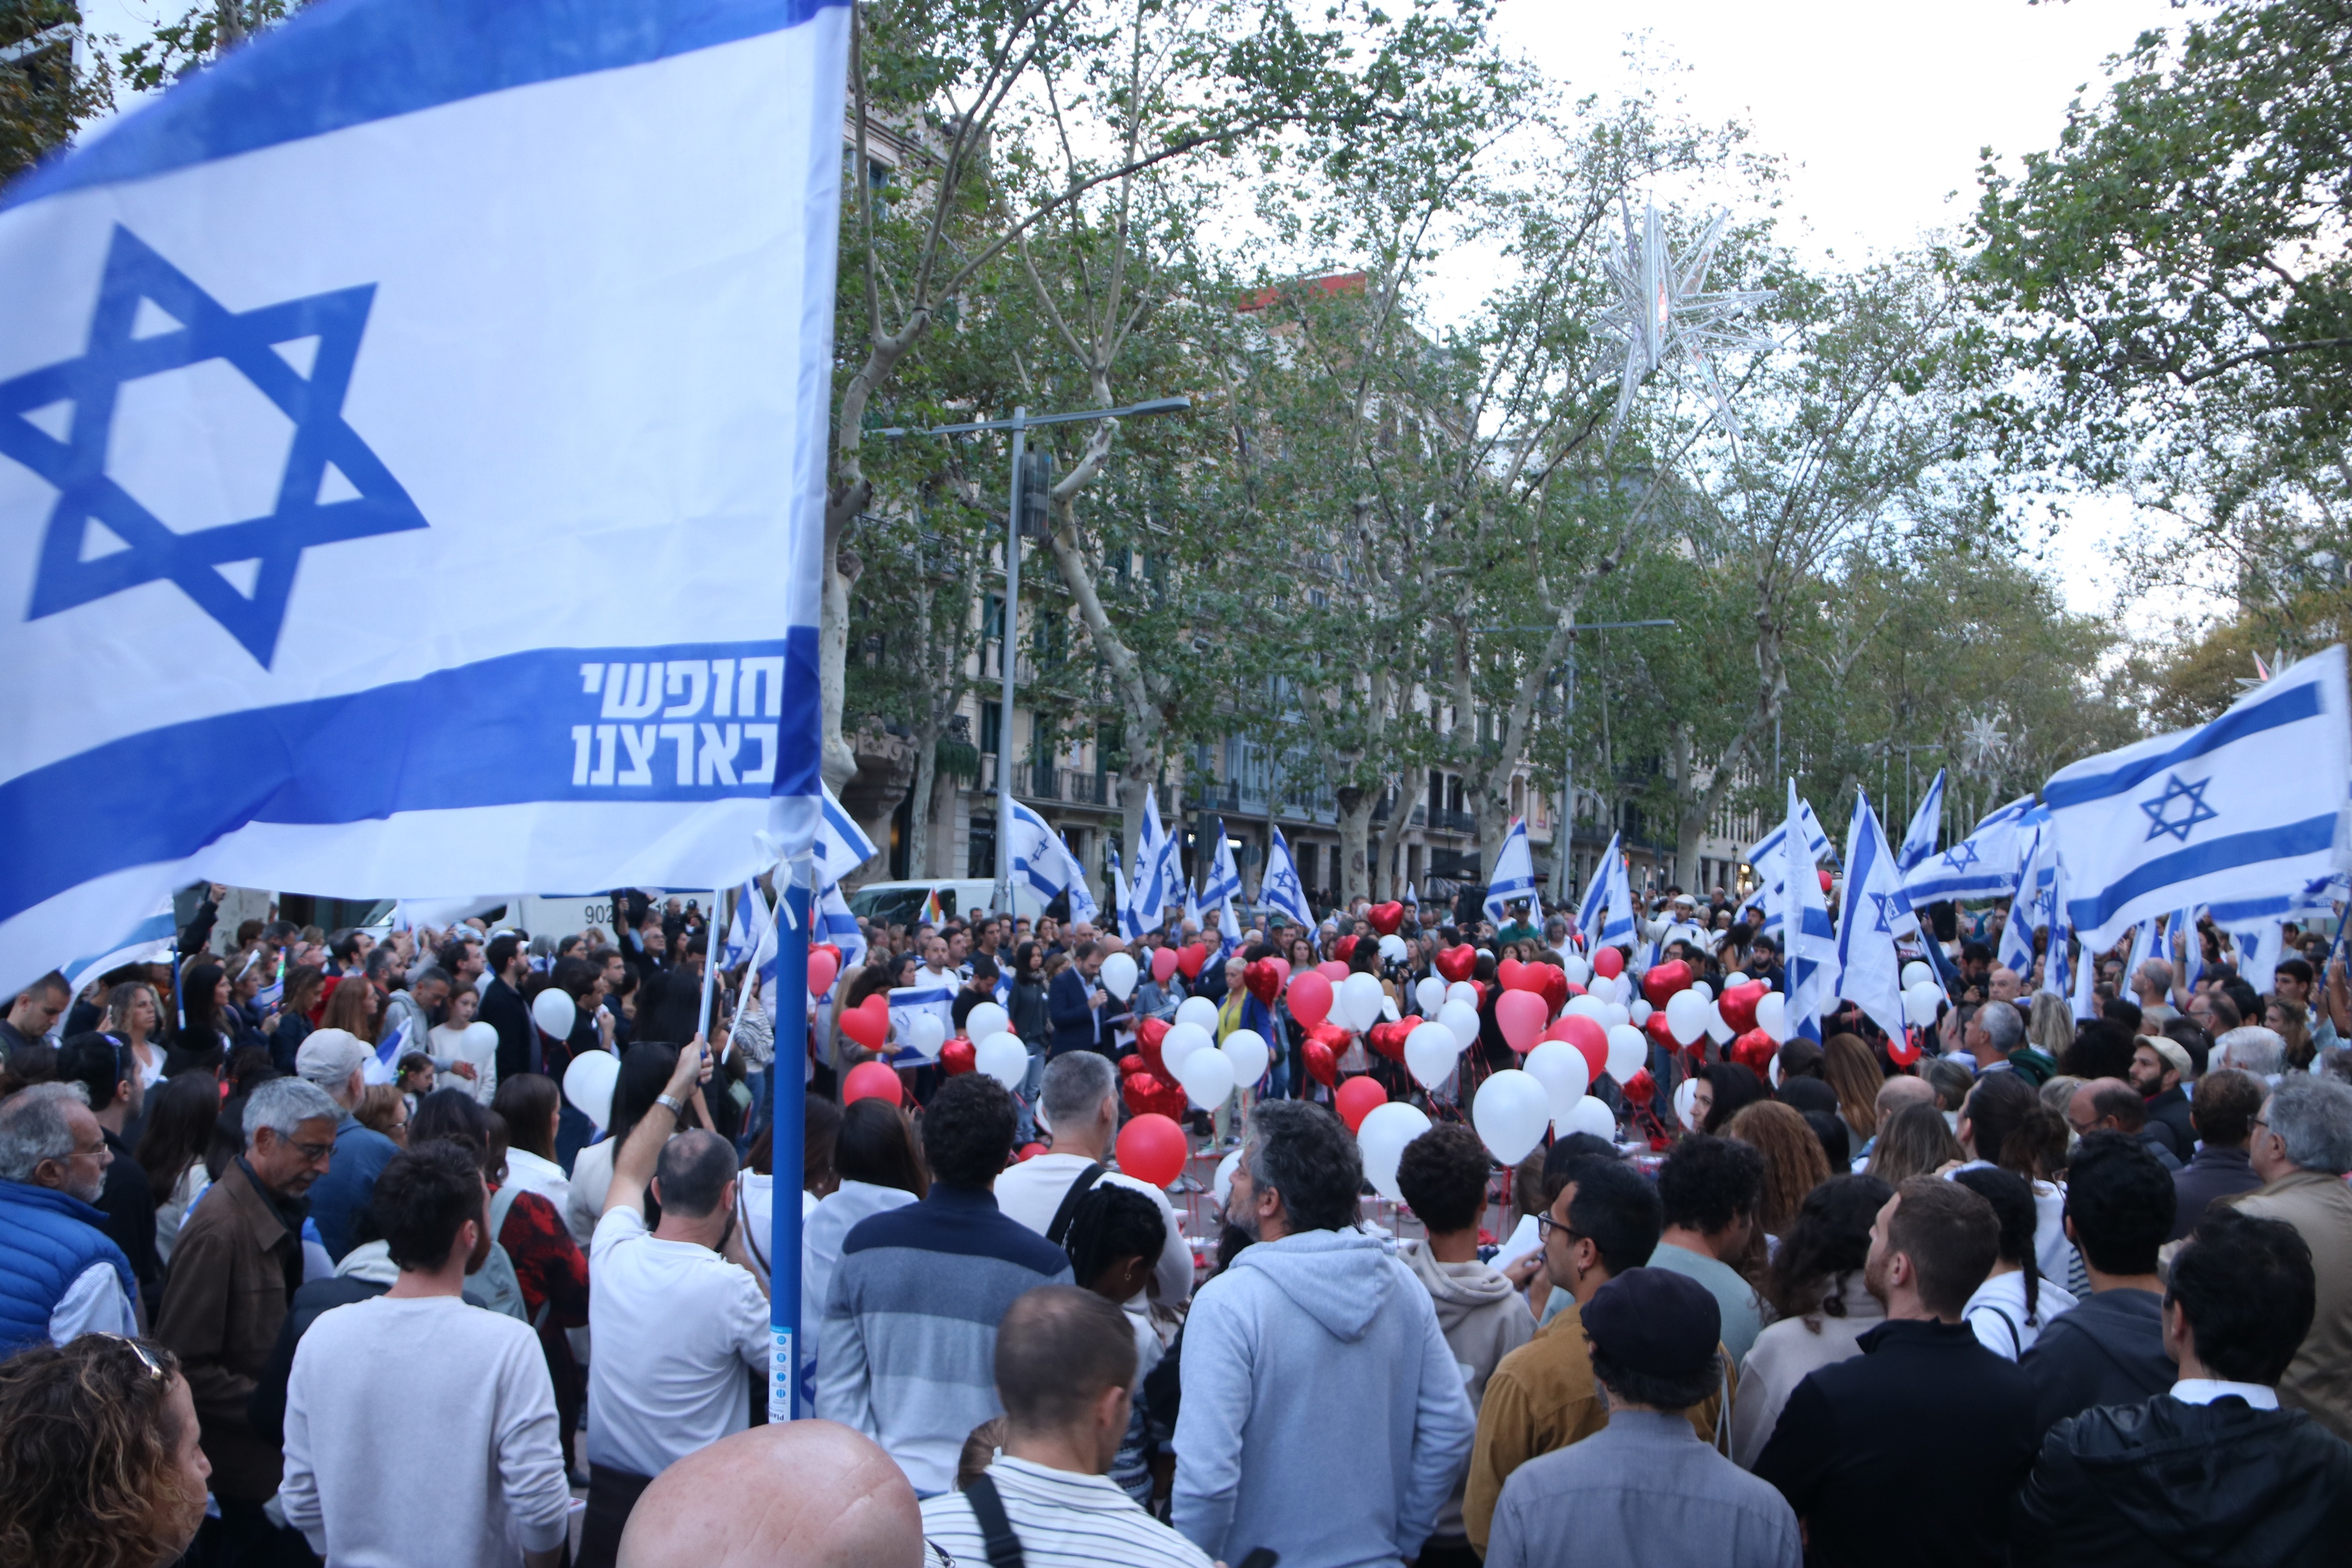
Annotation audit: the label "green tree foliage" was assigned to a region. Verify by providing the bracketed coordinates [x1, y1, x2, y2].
[1, 2, 112, 186]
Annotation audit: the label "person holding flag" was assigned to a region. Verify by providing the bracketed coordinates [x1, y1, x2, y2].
[1484, 816, 1543, 940]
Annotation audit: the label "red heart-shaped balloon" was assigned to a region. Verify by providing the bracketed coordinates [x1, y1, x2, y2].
[1718, 981, 1767, 1035]
[1136, 1016, 1171, 1080]
[1367, 902, 1404, 936]
[1556, 1015, 1609, 1082]
[1118, 1053, 1145, 1076]
[811, 943, 842, 968]
[1304, 1041, 1338, 1086]
[1622, 1066, 1657, 1107]
[1177, 943, 1210, 980]
[1334, 935, 1358, 963]
[1498, 956, 1527, 992]
[1243, 960, 1281, 1006]
[1539, 965, 1569, 1016]
[1434, 945, 1477, 984]
[1645, 1011, 1678, 1051]
[1122, 1072, 1161, 1115]
[1641, 959, 1694, 1011]
[1308, 1021, 1349, 1050]
[1152, 947, 1179, 984]
[1888, 1029, 1923, 1068]
[838, 996, 890, 1050]
[940, 1038, 976, 1076]
[1731, 1029, 1777, 1074]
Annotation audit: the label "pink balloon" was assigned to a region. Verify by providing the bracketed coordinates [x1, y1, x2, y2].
[1496, 990, 1548, 1053]
[1316, 960, 1350, 983]
[806, 949, 840, 997]
[1288, 970, 1335, 1028]
[1267, 957, 1292, 989]
[1152, 947, 1179, 984]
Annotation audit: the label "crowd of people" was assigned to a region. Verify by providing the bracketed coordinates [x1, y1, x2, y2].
[1, 876, 2350, 1567]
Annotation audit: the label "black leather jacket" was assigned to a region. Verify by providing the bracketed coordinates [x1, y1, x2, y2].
[2012, 1393, 2352, 1566]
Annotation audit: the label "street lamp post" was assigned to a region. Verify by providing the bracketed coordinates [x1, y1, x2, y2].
[878, 397, 1190, 914]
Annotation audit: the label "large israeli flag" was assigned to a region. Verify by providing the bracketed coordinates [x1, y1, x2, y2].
[1130, 793, 1171, 935]
[1775, 781, 1836, 1040]
[1902, 794, 2046, 909]
[1832, 791, 1908, 1042]
[1260, 827, 1311, 928]
[1576, 832, 1637, 952]
[2046, 645, 2352, 951]
[0, 0, 849, 997]
[62, 892, 177, 990]
[1108, 847, 1141, 941]
[1897, 769, 1946, 874]
[1006, 799, 1076, 907]
[1483, 816, 1543, 926]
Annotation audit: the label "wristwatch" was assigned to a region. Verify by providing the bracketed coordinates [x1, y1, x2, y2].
[655, 1092, 686, 1117]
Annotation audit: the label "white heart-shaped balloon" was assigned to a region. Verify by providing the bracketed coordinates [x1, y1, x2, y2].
[1221, 1028, 1270, 1088]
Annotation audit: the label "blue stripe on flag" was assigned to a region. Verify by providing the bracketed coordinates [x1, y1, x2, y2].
[5, 0, 847, 213]
[2065, 815, 2340, 934]
[2042, 682, 2325, 810]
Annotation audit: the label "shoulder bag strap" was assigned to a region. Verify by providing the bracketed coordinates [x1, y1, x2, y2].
[737, 1180, 772, 1275]
[961, 1473, 1027, 1568]
[1044, 1162, 1106, 1246]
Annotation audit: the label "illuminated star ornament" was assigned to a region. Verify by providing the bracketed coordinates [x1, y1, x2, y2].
[1597, 199, 1778, 440]
[2142, 774, 2219, 844]
[0, 225, 427, 665]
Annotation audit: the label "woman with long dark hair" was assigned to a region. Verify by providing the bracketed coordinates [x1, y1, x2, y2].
[164, 963, 232, 1076]
[263, 965, 324, 1074]
[800, 1098, 926, 1382]
[1956, 1070, 2073, 1281]
[562, 1041, 703, 1245]
[1008, 941, 1052, 1044]
[315, 975, 378, 1044]
[1952, 1164, 2076, 1360]
[138, 1073, 222, 1267]
[1728, 1174, 1894, 1467]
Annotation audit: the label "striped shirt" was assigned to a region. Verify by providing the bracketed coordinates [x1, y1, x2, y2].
[922, 1456, 1212, 1568]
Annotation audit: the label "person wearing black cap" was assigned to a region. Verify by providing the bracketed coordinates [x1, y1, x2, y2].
[1485, 1268, 1799, 1568]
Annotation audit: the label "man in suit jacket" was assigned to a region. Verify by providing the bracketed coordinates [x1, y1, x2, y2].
[477, 934, 537, 1083]
[1048, 941, 1109, 1059]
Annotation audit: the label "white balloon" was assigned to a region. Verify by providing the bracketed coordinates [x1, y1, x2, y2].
[1415, 977, 1447, 1016]
[1404, 1022, 1462, 1090]
[1523, 1039, 1590, 1115]
[1565, 995, 1609, 1021]
[976, 1032, 1027, 1092]
[1605, 1023, 1647, 1082]
[1665, 990, 1710, 1046]
[1691, 980, 1713, 1004]
[1358, 1102, 1433, 1203]
[1161, 1021, 1215, 1075]
[563, 1050, 619, 1130]
[1446, 981, 1481, 1011]
[1438, 999, 1482, 1049]
[1903, 981, 1944, 1027]
[1099, 952, 1139, 1001]
[1902, 961, 1932, 992]
[963, 1002, 1010, 1047]
[1559, 1095, 1617, 1141]
[1473, 1070, 1551, 1165]
[905, 1012, 945, 1062]
[1706, 1001, 1734, 1044]
[1562, 952, 1592, 987]
[1338, 972, 1388, 1033]
[1756, 991, 1790, 1043]
[1177, 1047, 1237, 1109]
[531, 987, 576, 1041]
[1769, 1050, 1784, 1088]
[1378, 934, 1408, 963]
[1630, 999, 1653, 1025]
[462, 1020, 499, 1056]
[1599, 1002, 1630, 1031]
[1221, 1028, 1270, 1088]
[1176, 995, 1221, 1035]
[1672, 1077, 1701, 1126]
[1213, 1147, 1244, 1210]
[1723, 971, 1749, 988]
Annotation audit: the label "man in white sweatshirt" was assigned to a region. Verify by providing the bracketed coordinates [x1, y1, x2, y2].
[281, 1137, 571, 1568]
[1173, 1101, 1477, 1568]
[1396, 1124, 1536, 1564]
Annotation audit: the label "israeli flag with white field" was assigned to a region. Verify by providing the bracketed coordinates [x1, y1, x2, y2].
[0, 0, 848, 996]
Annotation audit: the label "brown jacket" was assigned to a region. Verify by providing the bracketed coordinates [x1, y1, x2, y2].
[153, 1160, 302, 1499]
[1461, 1297, 1736, 1551]
[2218, 1168, 2352, 1443]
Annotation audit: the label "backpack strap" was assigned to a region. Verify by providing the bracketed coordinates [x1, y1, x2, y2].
[737, 1181, 772, 1277]
[1972, 1303, 2022, 1358]
[1044, 1162, 1106, 1246]
[961, 1473, 1026, 1568]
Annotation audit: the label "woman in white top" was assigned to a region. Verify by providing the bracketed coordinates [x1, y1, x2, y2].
[1950, 1164, 2078, 1360]
[793, 1099, 927, 1378]
[102, 981, 167, 1091]
[1954, 1071, 2076, 1281]
[1732, 1173, 1893, 1468]
[427, 985, 498, 1106]
[491, 1072, 572, 1215]
[137, 1074, 222, 1267]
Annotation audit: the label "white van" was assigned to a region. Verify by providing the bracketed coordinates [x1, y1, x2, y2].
[844, 879, 1048, 928]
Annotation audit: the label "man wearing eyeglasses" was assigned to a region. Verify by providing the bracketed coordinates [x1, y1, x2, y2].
[155, 1073, 342, 1566]
[0, 1080, 138, 1352]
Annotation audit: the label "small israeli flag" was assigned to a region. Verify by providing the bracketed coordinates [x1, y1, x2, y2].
[2000, 826, 2054, 982]
[1129, 792, 1173, 935]
[885, 983, 954, 1067]
[1903, 794, 2048, 910]
[1259, 828, 1312, 929]
[2169, 907, 2204, 992]
[0, 0, 852, 997]
[1776, 781, 1837, 1041]
[1482, 816, 1543, 927]
[1061, 837, 1099, 925]
[1576, 832, 1637, 952]
[813, 787, 881, 891]
[1896, 768, 1947, 875]
[1742, 801, 1836, 936]
[1006, 799, 1090, 916]
[1108, 848, 1142, 942]
[1832, 791, 1910, 1042]
[363, 1016, 409, 1085]
[2046, 645, 2352, 951]
[1200, 818, 1244, 908]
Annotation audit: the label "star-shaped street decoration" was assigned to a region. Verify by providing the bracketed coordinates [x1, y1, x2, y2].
[1940, 840, 1980, 875]
[0, 225, 426, 666]
[1596, 199, 1777, 442]
[2142, 774, 2220, 844]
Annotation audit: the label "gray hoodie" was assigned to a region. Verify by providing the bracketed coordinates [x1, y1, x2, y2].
[1401, 1241, 1534, 1543]
[1173, 1228, 1478, 1568]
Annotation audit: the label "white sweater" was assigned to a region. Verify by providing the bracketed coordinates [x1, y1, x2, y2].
[281, 1294, 571, 1568]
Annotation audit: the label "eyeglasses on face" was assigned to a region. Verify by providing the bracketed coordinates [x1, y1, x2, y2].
[1533, 1212, 1583, 1248]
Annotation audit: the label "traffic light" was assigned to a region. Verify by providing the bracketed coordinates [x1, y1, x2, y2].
[1018, 447, 1055, 540]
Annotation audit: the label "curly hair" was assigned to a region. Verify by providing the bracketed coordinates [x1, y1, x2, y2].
[1725, 1100, 1832, 1240]
[1765, 1174, 1893, 1322]
[0, 1336, 202, 1568]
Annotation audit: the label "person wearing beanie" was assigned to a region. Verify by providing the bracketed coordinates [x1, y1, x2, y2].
[295, 1028, 401, 1261]
[1485, 1268, 1799, 1568]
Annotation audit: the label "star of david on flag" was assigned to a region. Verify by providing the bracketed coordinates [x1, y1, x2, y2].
[1833, 790, 1910, 1044]
[2, 226, 427, 666]
[1902, 793, 2044, 908]
[2140, 774, 2219, 843]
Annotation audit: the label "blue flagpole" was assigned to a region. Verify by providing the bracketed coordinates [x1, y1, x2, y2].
[770, 865, 810, 1422]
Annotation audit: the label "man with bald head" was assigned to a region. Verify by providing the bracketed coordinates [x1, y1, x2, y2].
[1986, 966, 2022, 1004]
[617, 1422, 923, 1568]
[582, 1039, 772, 1567]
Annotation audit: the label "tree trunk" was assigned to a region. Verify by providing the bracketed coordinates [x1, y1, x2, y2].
[906, 725, 938, 880]
[1335, 786, 1374, 907]
[1376, 762, 1429, 902]
[819, 537, 859, 793]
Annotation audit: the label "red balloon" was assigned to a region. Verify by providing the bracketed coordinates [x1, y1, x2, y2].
[1718, 981, 1768, 1035]
[1304, 1040, 1338, 1086]
[1243, 960, 1282, 1006]
[838, 996, 890, 1050]
[1539, 965, 1569, 1016]
[1731, 1029, 1777, 1074]
[1496, 990, 1548, 1053]
[1016, 1141, 1048, 1162]
[1288, 971, 1335, 1027]
[810, 943, 842, 970]
[1136, 1017, 1170, 1079]
[1434, 945, 1478, 983]
[842, 1060, 902, 1107]
[1121, 1072, 1162, 1115]
[1498, 956, 1528, 992]
[1645, 1012, 1678, 1052]
[1817, 868, 1834, 894]
[1315, 960, 1350, 983]
[1116, 1113, 1190, 1188]
[1888, 1030, 1923, 1068]
[1367, 901, 1405, 935]
[940, 1038, 976, 1076]
[1117, 1053, 1146, 1076]
[1335, 1075, 1388, 1133]
[1333, 935, 1358, 962]
[1368, 1018, 1414, 1063]
[1622, 1067, 1657, 1107]
[1640, 960, 1694, 1011]
[1177, 943, 1210, 981]
[1267, 957, 1292, 989]
[1307, 1021, 1349, 1050]
[1558, 1015, 1609, 1081]
[1152, 947, 1179, 984]
[1592, 946, 1625, 979]
[807, 948, 841, 997]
